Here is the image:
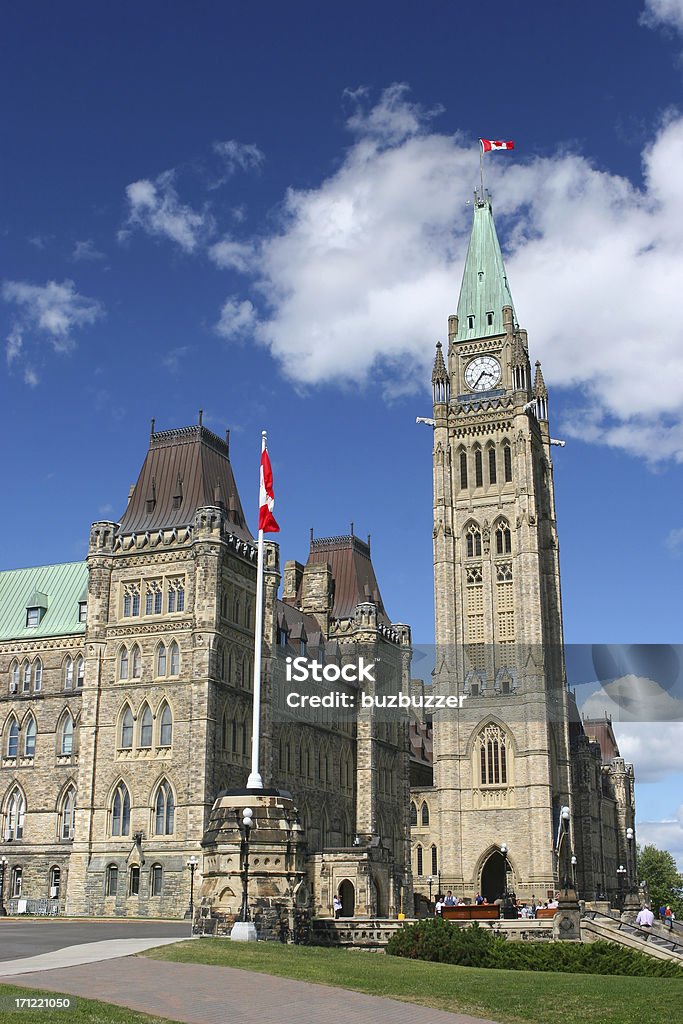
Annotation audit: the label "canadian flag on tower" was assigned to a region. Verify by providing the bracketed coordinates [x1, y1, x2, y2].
[258, 446, 280, 533]
[480, 139, 515, 152]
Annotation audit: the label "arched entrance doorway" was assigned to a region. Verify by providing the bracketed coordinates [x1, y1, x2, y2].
[339, 879, 355, 917]
[481, 851, 506, 902]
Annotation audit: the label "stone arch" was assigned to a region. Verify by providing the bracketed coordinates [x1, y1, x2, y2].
[339, 878, 355, 917]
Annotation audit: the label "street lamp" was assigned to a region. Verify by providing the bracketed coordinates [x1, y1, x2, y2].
[186, 855, 199, 921]
[570, 854, 577, 892]
[626, 827, 635, 890]
[238, 807, 254, 923]
[558, 806, 571, 891]
[500, 843, 516, 918]
[427, 875, 434, 903]
[0, 857, 7, 917]
[617, 864, 627, 909]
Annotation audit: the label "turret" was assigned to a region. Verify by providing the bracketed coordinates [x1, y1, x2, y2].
[534, 360, 548, 421]
[432, 341, 449, 404]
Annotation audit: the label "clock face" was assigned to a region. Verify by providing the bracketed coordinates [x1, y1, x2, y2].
[464, 355, 501, 392]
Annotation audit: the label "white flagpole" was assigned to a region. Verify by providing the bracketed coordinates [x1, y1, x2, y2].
[246, 430, 267, 790]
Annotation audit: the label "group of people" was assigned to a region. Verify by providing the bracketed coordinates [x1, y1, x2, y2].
[433, 890, 558, 917]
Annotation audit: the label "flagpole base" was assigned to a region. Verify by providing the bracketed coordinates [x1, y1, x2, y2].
[246, 772, 264, 790]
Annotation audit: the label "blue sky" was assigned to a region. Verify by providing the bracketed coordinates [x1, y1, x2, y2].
[2, 0, 683, 865]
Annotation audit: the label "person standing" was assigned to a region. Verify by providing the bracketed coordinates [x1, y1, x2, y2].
[333, 894, 342, 919]
[635, 906, 654, 928]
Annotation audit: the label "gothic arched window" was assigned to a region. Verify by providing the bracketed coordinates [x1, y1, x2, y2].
[76, 656, 84, 688]
[478, 723, 508, 786]
[495, 519, 512, 555]
[33, 658, 43, 692]
[421, 802, 430, 826]
[7, 717, 19, 758]
[131, 645, 142, 679]
[60, 786, 76, 840]
[503, 441, 512, 482]
[111, 782, 131, 836]
[120, 707, 133, 749]
[139, 705, 153, 748]
[64, 656, 73, 690]
[169, 641, 179, 676]
[474, 446, 483, 487]
[488, 444, 497, 485]
[119, 647, 129, 680]
[157, 643, 167, 677]
[24, 716, 36, 757]
[410, 802, 418, 826]
[60, 713, 74, 756]
[459, 449, 468, 489]
[159, 703, 172, 746]
[5, 787, 25, 840]
[154, 780, 175, 835]
[465, 523, 482, 559]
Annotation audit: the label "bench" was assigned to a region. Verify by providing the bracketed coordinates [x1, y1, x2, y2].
[441, 905, 500, 921]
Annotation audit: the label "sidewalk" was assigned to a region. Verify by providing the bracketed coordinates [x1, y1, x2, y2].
[1, 954, 500, 1024]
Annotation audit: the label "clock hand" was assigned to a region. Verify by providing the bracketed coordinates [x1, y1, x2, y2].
[474, 370, 487, 387]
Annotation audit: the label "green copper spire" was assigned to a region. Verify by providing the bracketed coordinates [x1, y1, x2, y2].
[455, 192, 516, 342]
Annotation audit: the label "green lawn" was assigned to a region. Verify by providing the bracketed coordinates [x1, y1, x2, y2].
[144, 939, 683, 1024]
[0, 985, 175, 1024]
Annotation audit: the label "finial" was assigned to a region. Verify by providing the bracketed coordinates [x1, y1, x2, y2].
[367, 533, 371, 550]
[310, 527, 314, 544]
[225, 429, 230, 454]
[150, 417, 155, 437]
[198, 409, 203, 426]
[350, 521, 354, 537]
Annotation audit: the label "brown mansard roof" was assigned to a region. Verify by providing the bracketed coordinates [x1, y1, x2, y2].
[298, 533, 390, 625]
[117, 424, 253, 541]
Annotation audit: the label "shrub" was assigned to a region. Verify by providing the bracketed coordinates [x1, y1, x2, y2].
[386, 921, 683, 977]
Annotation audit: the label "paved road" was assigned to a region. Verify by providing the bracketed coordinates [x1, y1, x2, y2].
[6, 957, 499, 1024]
[0, 920, 189, 962]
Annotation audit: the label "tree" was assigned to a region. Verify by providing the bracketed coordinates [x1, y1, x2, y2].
[637, 844, 683, 917]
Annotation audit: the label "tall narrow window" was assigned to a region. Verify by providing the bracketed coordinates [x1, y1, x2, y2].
[459, 450, 468, 489]
[416, 845, 423, 876]
[64, 657, 73, 690]
[112, 783, 131, 836]
[120, 707, 133, 749]
[157, 643, 167, 676]
[61, 714, 74, 755]
[119, 647, 129, 680]
[474, 448, 483, 487]
[11, 663, 19, 692]
[7, 719, 19, 758]
[131, 645, 141, 678]
[478, 723, 508, 786]
[169, 642, 179, 676]
[504, 442, 512, 483]
[431, 845, 438, 875]
[495, 519, 512, 555]
[6, 788, 25, 839]
[421, 802, 430, 826]
[410, 802, 418, 826]
[106, 864, 118, 896]
[129, 865, 140, 896]
[159, 703, 172, 746]
[33, 658, 42, 692]
[466, 524, 482, 559]
[151, 864, 163, 896]
[24, 717, 36, 757]
[488, 446, 497, 484]
[11, 867, 22, 897]
[76, 656, 84, 688]
[154, 780, 175, 835]
[140, 706, 153, 748]
[60, 787, 75, 840]
[22, 661, 31, 693]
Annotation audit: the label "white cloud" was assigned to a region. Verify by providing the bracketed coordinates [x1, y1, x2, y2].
[119, 170, 212, 252]
[216, 297, 258, 340]
[2, 279, 103, 356]
[71, 239, 105, 262]
[212, 140, 264, 182]
[23, 366, 38, 388]
[636, 806, 683, 869]
[641, 0, 683, 34]
[209, 236, 257, 272]
[613, 722, 683, 781]
[666, 526, 683, 553]
[6, 328, 22, 365]
[162, 346, 190, 374]
[204, 87, 683, 460]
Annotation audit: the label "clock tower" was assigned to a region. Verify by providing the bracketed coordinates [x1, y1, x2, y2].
[428, 190, 572, 900]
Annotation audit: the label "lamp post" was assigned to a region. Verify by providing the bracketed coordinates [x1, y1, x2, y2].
[500, 843, 509, 898]
[570, 855, 577, 893]
[427, 875, 434, 903]
[238, 807, 254, 923]
[558, 806, 571, 892]
[231, 807, 258, 941]
[617, 864, 627, 909]
[186, 855, 198, 921]
[0, 857, 7, 917]
[500, 843, 516, 918]
[626, 827, 635, 890]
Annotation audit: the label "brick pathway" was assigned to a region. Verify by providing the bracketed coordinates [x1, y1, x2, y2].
[7, 956, 499, 1024]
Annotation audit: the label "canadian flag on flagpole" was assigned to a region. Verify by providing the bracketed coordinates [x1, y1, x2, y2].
[480, 139, 515, 152]
[258, 445, 280, 533]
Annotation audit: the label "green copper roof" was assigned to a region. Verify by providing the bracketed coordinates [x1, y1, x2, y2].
[0, 561, 88, 642]
[455, 194, 516, 342]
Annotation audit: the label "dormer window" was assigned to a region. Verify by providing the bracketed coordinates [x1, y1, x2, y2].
[278, 628, 288, 648]
[78, 602, 87, 623]
[486, 311, 494, 326]
[26, 608, 40, 628]
[467, 315, 475, 330]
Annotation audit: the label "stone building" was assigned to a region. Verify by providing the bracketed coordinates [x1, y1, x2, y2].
[0, 423, 411, 918]
[410, 190, 635, 905]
